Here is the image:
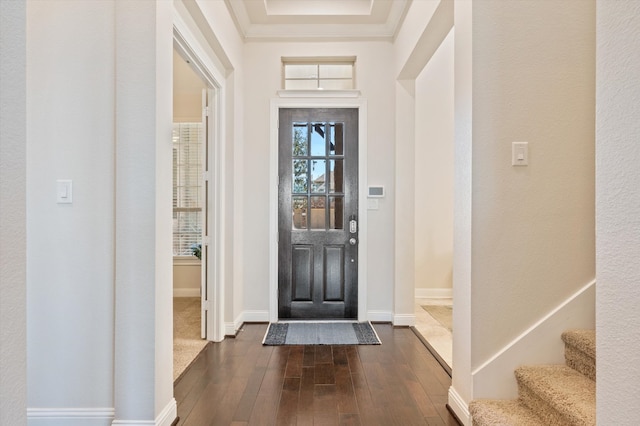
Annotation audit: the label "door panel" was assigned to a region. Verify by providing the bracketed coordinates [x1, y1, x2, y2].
[278, 108, 358, 319]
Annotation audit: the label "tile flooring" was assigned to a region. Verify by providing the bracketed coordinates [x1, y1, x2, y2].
[414, 298, 453, 370]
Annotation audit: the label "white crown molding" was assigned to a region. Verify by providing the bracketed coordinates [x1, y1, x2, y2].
[226, 0, 410, 41]
[244, 23, 396, 41]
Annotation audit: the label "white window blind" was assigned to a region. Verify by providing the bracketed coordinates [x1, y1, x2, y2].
[283, 57, 355, 90]
[172, 123, 203, 257]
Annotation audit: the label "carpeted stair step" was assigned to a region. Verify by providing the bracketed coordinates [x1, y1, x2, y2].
[469, 399, 547, 426]
[562, 329, 595, 381]
[515, 365, 595, 426]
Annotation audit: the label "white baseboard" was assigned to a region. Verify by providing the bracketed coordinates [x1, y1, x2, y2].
[415, 288, 453, 299]
[155, 398, 177, 426]
[242, 310, 270, 323]
[110, 398, 176, 426]
[27, 407, 114, 425]
[448, 386, 471, 426]
[367, 310, 393, 322]
[471, 280, 596, 399]
[173, 288, 200, 297]
[393, 313, 415, 326]
[225, 321, 238, 336]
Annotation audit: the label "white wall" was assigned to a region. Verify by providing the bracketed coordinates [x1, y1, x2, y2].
[596, 1, 640, 424]
[242, 41, 395, 319]
[27, 0, 116, 419]
[414, 29, 454, 292]
[0, 1, 27, 424]
[26, 0, 177, 424]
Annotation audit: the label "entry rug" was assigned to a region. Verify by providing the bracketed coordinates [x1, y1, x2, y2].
[262, 321, 381, 345]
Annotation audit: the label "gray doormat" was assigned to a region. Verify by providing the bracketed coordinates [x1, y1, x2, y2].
[262, 321, 381, 345]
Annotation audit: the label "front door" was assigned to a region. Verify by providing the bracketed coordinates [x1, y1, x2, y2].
[278, 108, 358, 319]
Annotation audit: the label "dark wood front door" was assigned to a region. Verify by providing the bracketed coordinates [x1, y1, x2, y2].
[278, 108, 358, 319]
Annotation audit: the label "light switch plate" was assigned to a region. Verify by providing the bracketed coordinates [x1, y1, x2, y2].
[57, 179, 73, 204]
[512, 142, 529, 166]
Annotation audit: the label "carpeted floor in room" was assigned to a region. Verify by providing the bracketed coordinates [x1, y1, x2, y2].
[173, 297, 208, 381]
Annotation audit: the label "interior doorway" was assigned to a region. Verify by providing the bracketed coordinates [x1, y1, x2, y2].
[411, 28, 455, 374]
[172, 46, 209, 380]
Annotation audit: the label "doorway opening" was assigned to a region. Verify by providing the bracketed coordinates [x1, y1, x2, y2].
[410, 27, 454, 374]
[172, 46, 209, 380]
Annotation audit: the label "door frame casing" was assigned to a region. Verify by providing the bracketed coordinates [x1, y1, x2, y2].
[173, 19, 226, 342]
[269, 95, 368, 323]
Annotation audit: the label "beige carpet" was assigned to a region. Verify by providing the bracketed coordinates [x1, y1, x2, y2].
[173, 297, 208, 381]
[421, 305, 452, 332]
[470, 329, 596, 425]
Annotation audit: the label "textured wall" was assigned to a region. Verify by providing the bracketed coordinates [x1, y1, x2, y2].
[470, 0, 595, 367]
[596, 1, 640, 424]
[0, 1, 27, 424]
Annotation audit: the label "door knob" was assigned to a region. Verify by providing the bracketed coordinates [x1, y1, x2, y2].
[349, 238, 357, 245]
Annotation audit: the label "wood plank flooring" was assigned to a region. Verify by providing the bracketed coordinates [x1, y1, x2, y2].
[174, 323, 460, 426]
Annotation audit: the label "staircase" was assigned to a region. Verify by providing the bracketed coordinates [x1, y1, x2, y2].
[469, 329, 595, 426]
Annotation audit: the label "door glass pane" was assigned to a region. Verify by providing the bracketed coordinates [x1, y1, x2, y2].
[293, 123, 308, 156]
[329, 123, 344, 155]
[310, 160, 326, 193]
[329, 197, 344, 230]
[329, 160, 343, 193]
[310, 196, 326, 229]
[292, 196, 308, 229]
[310, 123, 326, 156]
[293, 160, 308, 193]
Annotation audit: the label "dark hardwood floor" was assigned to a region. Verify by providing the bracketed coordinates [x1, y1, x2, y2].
[174, 323, 460, 426]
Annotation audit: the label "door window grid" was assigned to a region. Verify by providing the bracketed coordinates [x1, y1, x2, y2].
[172, 123, 203, 256]
[291, 122, 345, 230]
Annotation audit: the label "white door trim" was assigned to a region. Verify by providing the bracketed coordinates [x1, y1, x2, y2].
[269, 96, 368, 323]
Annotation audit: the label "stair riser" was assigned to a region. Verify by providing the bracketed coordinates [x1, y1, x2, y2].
[565, 345, 596, 381]
[518, 382, 595, 426]
[518, 384, 568, 426]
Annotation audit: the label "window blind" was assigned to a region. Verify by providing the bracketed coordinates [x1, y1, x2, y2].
[172, 123, 203, 256]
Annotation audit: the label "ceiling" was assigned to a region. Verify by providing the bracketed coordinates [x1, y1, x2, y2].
[225, 0, 411, 41]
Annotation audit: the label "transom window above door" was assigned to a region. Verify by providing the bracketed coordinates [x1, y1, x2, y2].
[282, 57, 355, 90]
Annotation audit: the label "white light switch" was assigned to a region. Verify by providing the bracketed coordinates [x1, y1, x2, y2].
[512, 142, 529, 166]
[57, 179, 73, 203]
